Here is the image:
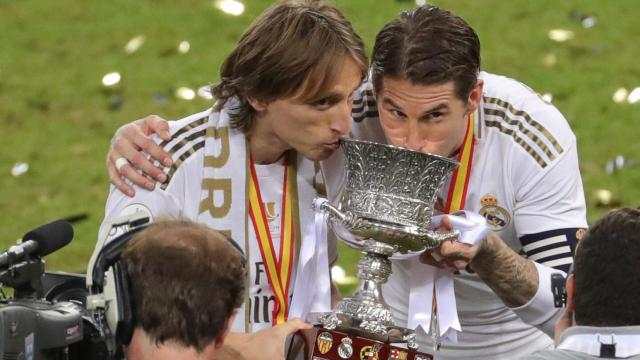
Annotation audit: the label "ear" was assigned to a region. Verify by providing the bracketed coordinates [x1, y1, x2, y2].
[466, 79, 484, 114]
[246, 97, 269, 112]
[566, 274, 575, 312]
[214, 312, 237, 349]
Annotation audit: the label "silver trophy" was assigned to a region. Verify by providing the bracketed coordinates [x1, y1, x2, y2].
[313, 138, 459, 350]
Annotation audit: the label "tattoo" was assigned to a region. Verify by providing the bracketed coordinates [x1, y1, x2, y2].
[471, 233, 538, 307]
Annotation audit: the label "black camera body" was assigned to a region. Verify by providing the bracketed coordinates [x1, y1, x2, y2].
[0, 299, 82, 359]
[0, 216, 148, 360]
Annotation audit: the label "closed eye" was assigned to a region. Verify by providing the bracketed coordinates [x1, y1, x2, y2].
[310, 94, 342, 110]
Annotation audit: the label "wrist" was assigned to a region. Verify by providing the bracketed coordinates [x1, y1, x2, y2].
[470, 231, 501, 272]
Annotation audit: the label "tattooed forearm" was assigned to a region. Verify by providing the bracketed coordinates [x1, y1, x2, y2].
[470, 232, 538, 307]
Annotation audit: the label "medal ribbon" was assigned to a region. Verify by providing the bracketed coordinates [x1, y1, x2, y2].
[248, 154, 296, 325]
[432, 113, 475, 342]
[445, 113, 475, 213]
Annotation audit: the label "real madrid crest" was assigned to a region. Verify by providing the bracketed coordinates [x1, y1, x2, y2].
[337, 336, 354, 359]
[317, 332, 333, 355]
[479, 194, 511, 231]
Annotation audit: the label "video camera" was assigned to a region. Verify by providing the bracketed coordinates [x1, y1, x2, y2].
[0, 213, 150, 360]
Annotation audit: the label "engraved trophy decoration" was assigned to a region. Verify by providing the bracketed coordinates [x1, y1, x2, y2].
[288, 138, 459, 360]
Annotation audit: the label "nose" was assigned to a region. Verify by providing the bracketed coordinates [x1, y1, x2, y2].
[330, 100, 353, 136]
[404, 122, 424, 151]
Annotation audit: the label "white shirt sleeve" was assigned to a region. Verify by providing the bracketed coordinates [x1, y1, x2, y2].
[99, 174, 184, 242]
[510, 139, 586, 336]
[513, 138, 587, 235]
[98, 115, 208, 242]
[511, 261, 565, 337]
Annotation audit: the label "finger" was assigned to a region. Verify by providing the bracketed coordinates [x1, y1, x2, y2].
[451, 259, 470, 270]
[146, 115, 172, 141]
[442, 216, 454, 230]
[419, 252, 446, 268]
[107, 154, 135, 197]
[279, 318, 313, 334]
[122, 121, 172, 168]
[112, 134, 165, 184]
[109, 151, 155, 191]
[439, 241, 473, 260]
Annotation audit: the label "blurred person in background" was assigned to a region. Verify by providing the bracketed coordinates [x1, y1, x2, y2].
[105, 4, 587, 360]
[124, 220, 245, 360]
[524, 207, 640, 360]
[100, 0, 368, 358]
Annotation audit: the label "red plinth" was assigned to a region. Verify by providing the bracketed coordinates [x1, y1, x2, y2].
[286, 326, 433, 360]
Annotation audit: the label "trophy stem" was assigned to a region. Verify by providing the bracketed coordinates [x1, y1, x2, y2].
[328, 241, 396, 337]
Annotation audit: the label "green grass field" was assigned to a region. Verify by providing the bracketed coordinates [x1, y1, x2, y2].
[1, 0, 639, 294]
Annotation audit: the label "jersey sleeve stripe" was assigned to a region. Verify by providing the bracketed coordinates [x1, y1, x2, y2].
[484, 96, 564, 154]
[159, 116, 208, 149]
[484, 120, 548, 167]
[352, 97, 377, 109]
[484, 108, 556, 161]
[522, 234, 567, 253]
[159, 139, 206, 190]
[352, 110, 380, 123]
[527, 246, 572, 261]
[165, 129, 206, 156]
[540, 257, 573, 269]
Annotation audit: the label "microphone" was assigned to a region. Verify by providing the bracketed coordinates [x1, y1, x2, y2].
[0, 220, 73, 268]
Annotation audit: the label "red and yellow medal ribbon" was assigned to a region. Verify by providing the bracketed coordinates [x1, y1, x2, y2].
[433, 113, 475, 341]
[248, 154, 296, 325]
[445, 113, 475, 213]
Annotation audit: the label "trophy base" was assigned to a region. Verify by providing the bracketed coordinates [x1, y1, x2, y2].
[286, 326, 432, 360]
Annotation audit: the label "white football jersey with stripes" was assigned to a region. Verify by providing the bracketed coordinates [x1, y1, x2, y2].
[100, 110, 336, 334]
[346, 71, 587, 359]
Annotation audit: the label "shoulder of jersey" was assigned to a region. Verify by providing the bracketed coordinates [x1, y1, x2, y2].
[157, 110, 211, 189]
[479, 72, 575, 169]
[351, 79, 379, 123]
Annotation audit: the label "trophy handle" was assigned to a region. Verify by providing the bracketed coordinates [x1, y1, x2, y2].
[313, 198, 357, 227]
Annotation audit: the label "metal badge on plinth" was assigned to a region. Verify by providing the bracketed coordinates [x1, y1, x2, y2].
[287, 138, 459, 360]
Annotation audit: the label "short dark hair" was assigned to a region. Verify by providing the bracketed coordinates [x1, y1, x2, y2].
[573, 207, 640, 326]
[371, 5, 480, 101]
[212, 0, 368, 133]
[122, 220, 245, 352]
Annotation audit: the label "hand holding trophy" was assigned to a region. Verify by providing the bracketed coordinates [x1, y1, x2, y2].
[287, 138, 459, 360]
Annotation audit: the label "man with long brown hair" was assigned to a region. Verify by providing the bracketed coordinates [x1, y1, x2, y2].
[100, 1, 368, 358]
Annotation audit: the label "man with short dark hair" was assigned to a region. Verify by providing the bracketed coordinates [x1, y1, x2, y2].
[343, 6, 586, 358]
[123, 220, 245, 360]
[523, 208, 640, 360]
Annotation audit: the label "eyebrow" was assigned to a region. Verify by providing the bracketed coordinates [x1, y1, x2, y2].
[306, 84, 359, 104]
[383, 97, 450, 119]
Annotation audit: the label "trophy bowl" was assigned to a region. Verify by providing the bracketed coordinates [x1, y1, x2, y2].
[319, 138, 460, 254]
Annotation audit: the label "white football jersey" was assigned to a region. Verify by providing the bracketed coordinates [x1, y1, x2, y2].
[344, 71, 587, 359]
[100, 110, 336, 334]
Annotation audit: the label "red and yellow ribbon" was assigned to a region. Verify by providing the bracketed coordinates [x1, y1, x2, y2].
[433, 113, 475, 339]
[248, 154, 296, 325]
[445, 113, 475, 213]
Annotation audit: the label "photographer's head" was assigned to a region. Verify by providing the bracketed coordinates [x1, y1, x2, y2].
[371, 5, 483, 157]
[122, 220, 245, 359]
[568, 207, 640, 326]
